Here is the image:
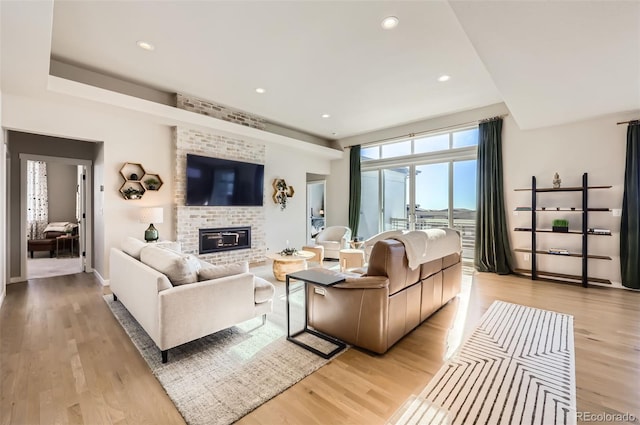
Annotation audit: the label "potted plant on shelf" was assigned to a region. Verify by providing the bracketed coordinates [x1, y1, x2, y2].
[552, 219, 569, 232]
[123, 187, 144, 200]
[144, 177, 160, 190]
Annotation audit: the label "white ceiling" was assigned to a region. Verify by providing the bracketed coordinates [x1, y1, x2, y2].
[4, 1, 640, 141]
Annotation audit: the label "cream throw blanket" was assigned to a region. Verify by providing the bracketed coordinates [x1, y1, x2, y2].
[391, 229, 461, 270]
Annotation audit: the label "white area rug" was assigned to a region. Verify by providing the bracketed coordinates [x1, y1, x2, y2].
[390, 301, 576, 425]
[27, 256, 82, 279]
[103, 265, 344, 425]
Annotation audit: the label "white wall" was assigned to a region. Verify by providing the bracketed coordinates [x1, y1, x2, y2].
[2, 92, 338, 279]
[93, 143, 106, 281]
[503, 112, 636, 287]
[3, 93, 175, 280]
[47, 162, 78, 222]
[265, 143, 330, 253]
[0, 0, 5, 306]
[326, 146, 350, 228]
[0, 131, 6, 308]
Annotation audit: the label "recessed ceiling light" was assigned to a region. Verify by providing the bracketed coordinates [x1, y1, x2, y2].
[136, 40, 155, 51]
[321, 114, 331, 119]
[381, 16, 399, 30]
[438, 75, 451, 82]
[255, 88, 266, 94]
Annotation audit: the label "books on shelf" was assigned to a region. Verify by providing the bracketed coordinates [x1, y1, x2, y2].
[587, 228, 611, 235]
[514, 206, 532, 211]
[548, 248, 570, 255]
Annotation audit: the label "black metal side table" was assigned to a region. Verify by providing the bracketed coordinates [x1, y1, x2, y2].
[285, 269, 346, 359]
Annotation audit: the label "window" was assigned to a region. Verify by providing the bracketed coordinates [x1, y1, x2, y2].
[381, 141, 411, 158]
[361, 128, 477, 161]
[452, 128, 478, 148]
[359, 126, 478, 261]
[414, 134, 449, 154]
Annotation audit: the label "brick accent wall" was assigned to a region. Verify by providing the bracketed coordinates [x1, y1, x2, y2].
[175, 94, 267, 131]
[174, 126, 266, 265]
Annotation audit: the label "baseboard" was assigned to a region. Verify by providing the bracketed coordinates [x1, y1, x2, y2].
[93, 270, 109, 286]
[0, 290, 5, 310]
[10, 276, 25, 284]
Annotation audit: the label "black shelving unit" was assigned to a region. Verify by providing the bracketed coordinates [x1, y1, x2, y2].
[514, 173, 612, 287]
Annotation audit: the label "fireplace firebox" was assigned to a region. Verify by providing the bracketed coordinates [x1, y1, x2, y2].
[199, 227, 251, 254]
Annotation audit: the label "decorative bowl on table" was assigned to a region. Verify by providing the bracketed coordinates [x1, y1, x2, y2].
[279, 247, 298, 256]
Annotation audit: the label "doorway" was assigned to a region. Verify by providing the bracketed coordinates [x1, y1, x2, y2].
[306, 180, 326, 243]
[21, 154, 92, 279]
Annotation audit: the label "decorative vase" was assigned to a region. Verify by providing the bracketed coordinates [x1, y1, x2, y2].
[553, 172, 561, 189]
[145, 224, 159, 242]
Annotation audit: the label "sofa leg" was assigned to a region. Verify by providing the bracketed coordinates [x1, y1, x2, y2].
[261, 314, 267, 326]
[113, 293, 117, 302]
[30, 251, 34, 259]
[49, 250, 54, 258]
[161, 350, 168, 363]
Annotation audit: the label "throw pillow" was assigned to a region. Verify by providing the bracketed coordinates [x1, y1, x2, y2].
[121, 236, 147, 260]
[140, 245, 201, 286]
[198, 261, 249, 281]
[44, 221, 71, 233]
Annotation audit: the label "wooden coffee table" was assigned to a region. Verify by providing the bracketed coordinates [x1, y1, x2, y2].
[266, 250, 315, 281]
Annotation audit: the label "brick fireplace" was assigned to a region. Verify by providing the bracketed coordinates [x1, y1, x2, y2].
[173, 99, 266, 264]
[199, 226, 251, 254]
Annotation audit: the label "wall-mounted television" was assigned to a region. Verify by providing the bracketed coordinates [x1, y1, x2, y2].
[186, 154, 264, 206]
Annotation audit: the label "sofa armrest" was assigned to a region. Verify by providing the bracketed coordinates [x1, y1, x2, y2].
[307, 279, 390, 354]
[110, 248, 169, 345]
[157, 272, 255, 350]
[334, 276, 389, 289]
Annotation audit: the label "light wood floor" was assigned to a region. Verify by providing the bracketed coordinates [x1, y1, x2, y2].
[1, 271, 639, 424]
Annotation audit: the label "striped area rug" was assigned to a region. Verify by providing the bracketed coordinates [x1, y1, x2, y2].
[390, 301, 576, 425]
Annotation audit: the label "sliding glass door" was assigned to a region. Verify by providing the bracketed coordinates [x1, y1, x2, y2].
[453, 160, 477, 260]
[383, 167, 410, 231]
[414, 163, 449, 230]
[359, 126, 478, 260]
[360, 167, 410, 236]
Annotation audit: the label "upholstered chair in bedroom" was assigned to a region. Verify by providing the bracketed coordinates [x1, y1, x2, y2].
[314, 226, 351, 260]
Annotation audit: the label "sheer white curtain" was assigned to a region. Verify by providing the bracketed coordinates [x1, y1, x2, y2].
[27, 160, 48, 240]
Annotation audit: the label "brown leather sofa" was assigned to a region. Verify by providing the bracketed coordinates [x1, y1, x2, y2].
[306, 239, 462, 354]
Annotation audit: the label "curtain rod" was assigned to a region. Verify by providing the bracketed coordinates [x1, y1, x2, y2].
[363, 114, 509, 146]
[617, 119, 640, 125]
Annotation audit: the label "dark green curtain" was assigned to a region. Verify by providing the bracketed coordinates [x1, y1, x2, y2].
[348, 145, 361, 237]
[474, 118, 513, 274]
[620, 121, 640, 289]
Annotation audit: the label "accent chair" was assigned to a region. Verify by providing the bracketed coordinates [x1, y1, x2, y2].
[314, 226, 352, 260]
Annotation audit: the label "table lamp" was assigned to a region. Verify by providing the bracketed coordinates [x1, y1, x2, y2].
[140, 207, 163, 242]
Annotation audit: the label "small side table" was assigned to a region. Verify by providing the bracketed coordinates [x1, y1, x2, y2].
[301, 245, 324, 263]
[56, 234, 79, 258]
[339, 248, 365, 271]
[286, 269, 346, 359]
